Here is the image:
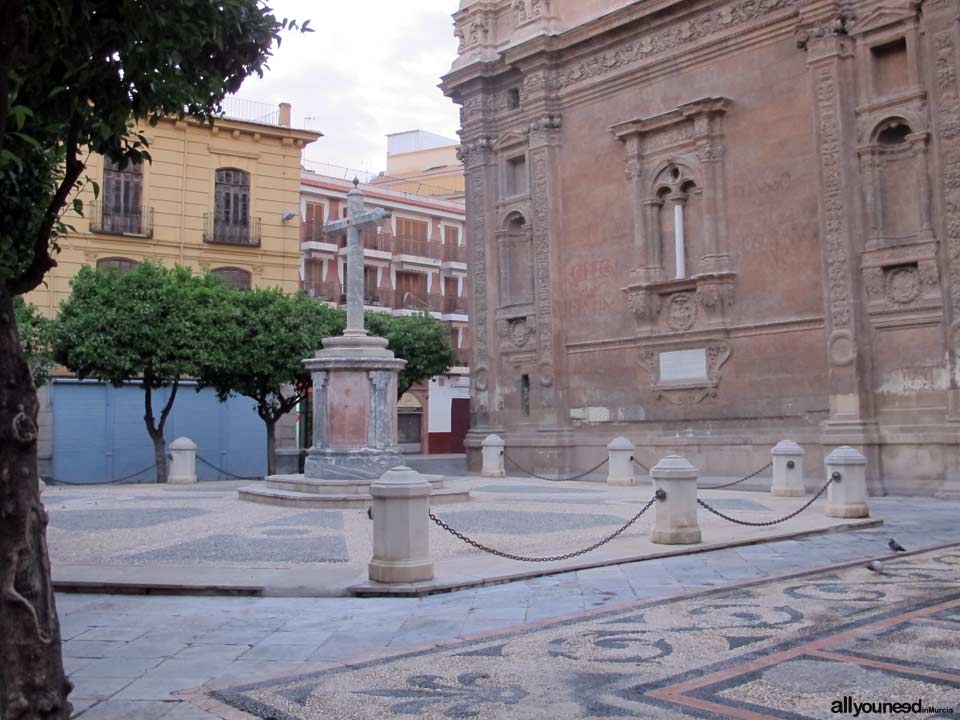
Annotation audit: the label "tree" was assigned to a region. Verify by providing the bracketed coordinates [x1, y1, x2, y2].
[197, 288, 345, 475]
[53, 263, 224, 484]
[13, 298, 53, 388]
[366, 313, 455, 397]
[1, 5, 303, 714]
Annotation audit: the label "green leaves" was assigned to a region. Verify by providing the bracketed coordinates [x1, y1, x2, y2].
[12, 297, 54, 387]
[365, 312, 455, 397]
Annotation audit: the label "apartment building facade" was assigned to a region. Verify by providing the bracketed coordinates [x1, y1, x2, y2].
[28, 100, 320, 483]
[300, 167, 471, 454]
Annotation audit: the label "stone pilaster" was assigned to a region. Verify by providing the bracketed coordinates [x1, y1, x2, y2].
[799, 16, 882, 489]
[526, 112, 564, 423]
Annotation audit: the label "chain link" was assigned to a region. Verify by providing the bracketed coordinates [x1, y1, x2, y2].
[696, 476, 833, 527]
[504, 453, 609, 482]
[45, 462, 158, 486]
[632, 458, 650, 473]
[430, 496, 656, 562]
[196, 456, 263, 481]
[699, 461, 774, 490]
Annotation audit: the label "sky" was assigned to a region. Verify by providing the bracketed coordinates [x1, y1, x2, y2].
[236, 0, 462, 174]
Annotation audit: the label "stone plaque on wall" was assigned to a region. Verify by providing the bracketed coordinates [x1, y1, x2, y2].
[659, 349, 708, 382]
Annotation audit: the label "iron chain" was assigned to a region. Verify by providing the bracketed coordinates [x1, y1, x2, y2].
[430, 496, 657, 563]
[696, 476, 833, 527]
[504, 453, 609, 483]
[699, 461, 774, 490]
[44, 462, 158, 486]
[196, 456, 262, 481]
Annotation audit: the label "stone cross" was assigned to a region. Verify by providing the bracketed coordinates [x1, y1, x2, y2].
[323, 179, 391, 336]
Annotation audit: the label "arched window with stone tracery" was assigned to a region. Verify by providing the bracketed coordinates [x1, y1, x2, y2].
[652, 164, 701, 280]
[498, 211, 534, 306]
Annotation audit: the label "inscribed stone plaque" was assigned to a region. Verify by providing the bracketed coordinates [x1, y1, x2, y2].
[659, 349, 707, 382]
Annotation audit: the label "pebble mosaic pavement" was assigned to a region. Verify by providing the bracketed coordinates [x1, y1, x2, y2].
[199, 544, 960, 719]
[55, 494, 960, 719]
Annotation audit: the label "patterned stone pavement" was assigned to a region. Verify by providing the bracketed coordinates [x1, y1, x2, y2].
[59, 495, 960, 719]
[195, 544, 960, 719]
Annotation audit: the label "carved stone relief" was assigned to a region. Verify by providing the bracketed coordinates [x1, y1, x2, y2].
[638, 341, 733, 405]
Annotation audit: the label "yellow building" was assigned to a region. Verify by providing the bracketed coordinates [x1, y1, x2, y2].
[370, 130, 465, 201]
[26, 99, 320, 315]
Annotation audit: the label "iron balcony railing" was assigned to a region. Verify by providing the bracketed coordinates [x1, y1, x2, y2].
[442, 243, 466, 263]
[443, 296, 468, 314]
[301, 220, 331, 244]
[303, 281, 336, 301]
[89, 203, 154, 237]
[393, 236, 442, 260]
[203, 212, 261, 246]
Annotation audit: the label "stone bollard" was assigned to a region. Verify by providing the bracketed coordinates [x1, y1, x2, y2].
[368, 467, 434, 583]
[650, 455, 702, 544]
[770, 440, 805, 497]
[168, 437, 198, 485]
[481, 434, 506, 478]
[607, 437, 637, 486]
[825, 446, 869, 518]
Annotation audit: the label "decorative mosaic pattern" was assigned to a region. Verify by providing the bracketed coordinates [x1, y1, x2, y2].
[208, 545, 960, 719]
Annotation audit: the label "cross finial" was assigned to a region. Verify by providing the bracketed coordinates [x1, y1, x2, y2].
[352, 177, 360, 188]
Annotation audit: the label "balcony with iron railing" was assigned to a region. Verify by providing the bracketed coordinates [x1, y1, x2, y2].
[443, 295, 468, 315]
[89, 203, 154, 238]
[203, 213, 261, 247]
[393, 236, 442, 260]
[301, 220, 333, 245]
[442, 243, 466, 263]
[303, 281, 337, 301]
[386, 290, 443, 312]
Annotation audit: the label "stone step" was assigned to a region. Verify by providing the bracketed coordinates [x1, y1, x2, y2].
[238, 484, 469, 508]
[265, 474, 446, 495]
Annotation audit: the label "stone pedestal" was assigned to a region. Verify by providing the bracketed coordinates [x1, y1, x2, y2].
[607, 437, 637, 486]
[168, 437, 197, 485]
[770, 440, 805, 497]
[275, 448, 306, 475]
[302, 335, 407, 485]
[650, 455, 702, 545]
[825, 446, 869, 518]
[368, 467, 434, 583]
[481, 434, 506, 478]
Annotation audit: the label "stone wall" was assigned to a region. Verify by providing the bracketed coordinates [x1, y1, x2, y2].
[445, 0, 960, 495]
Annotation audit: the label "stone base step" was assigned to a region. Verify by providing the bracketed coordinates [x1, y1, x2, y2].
[264, 474, 445, 495]
[238, 484, 469, 508]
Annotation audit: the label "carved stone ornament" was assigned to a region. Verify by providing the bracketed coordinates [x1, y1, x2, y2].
[538, 360, 554, 387]
[474, 366, 489, 392]
[638, 341, 733, 405]
[828, 330, 857, 367]
[498, 317, 536, 349]
[885, 266, 921, 305]
[667, 293, 697, 331]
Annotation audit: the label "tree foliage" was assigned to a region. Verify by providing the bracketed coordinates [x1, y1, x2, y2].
[53, 263, 225, 482]
[197, 288, 345, 473]
[12, 297, 53, 388]
[365, 312, 455, 397]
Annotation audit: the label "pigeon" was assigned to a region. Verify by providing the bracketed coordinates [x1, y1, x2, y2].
[866, 560, 885, 575]
[366, 506, 373, 520]
[888, 538, 907, 552]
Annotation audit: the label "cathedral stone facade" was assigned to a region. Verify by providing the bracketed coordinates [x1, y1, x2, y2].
[442, 0, 960, 495]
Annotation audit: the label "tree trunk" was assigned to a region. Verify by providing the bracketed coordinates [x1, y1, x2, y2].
[0, 290, 73, 720]
[143, 381, 178, 483]
[265, 418, 277, 476]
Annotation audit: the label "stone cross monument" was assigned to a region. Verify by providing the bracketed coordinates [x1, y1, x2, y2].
[301, 180, 407, 483]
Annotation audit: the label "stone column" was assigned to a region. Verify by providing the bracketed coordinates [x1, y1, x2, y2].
[771, 440, 805, 497]
[168, 437, 197, 485]
[607, 437, 637, 486]
[650, 455, 702, 545]
[481, 434, 505, 478]
[368, 467, 434, 583]
[799, 21, 880, 488]
[825, 446, 869, 518]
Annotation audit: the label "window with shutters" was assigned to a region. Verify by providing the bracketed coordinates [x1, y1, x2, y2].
[97, 160, 147, 235]
[211, 267, 252, 290]
[395, 217, 430, 256]
[302, 202, 325, 243]
[396, 271, 428, 309]
[96, 257, 138, 274]
[208, 168, 260, 245]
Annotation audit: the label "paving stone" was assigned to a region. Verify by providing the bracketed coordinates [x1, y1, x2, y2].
[112, 674, 208, 701]
[49, 507, 209, 531]
[71, 656, 164, 679]
[240, 644, 321, 661]
[130, 534, 349, 563]
[259, 510, 345, 530]
[63, 640, 125, 659]
[69, 675, 137, 700]
[68, 699, 175, 719]
[75, 626, 149, 642]
[433, 508, 626, 535]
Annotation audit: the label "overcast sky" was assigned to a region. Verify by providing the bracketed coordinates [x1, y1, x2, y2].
[236, 0, 462, 173]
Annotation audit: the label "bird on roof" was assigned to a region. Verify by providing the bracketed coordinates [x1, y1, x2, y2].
[888, 538, 906, 552]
